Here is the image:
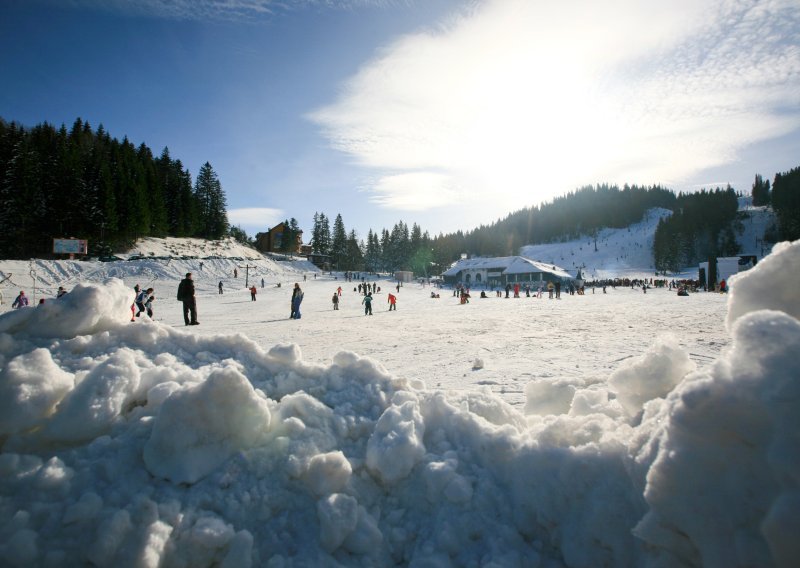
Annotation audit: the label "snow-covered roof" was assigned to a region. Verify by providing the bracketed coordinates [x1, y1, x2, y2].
[442, 255, 573, 279]
[441, 256, 516, 276]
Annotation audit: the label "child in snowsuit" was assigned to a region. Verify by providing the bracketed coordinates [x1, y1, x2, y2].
[12, 291, 29, 309]
[290, 283, 303, 319]
[362, 293, 373, 315]
[135, 288, 153, 317]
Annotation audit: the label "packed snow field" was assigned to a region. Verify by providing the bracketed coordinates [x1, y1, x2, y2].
[0, 238, 798, 567]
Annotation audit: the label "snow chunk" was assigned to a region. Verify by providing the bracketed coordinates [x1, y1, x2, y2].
[143, 367, 271, 484]
[635, 310, 800, 567]
[303, 451, 353, 496]
[524, 378, 581, 416]
[609, 335, 696, 418]
[366, 398, 426, 484]
[0, 348, 73, 436]
[0, 279, 133, 339]
[727, 239, 800, 330]
[317, 493, 358, 552]
[43, 349, 141, 443]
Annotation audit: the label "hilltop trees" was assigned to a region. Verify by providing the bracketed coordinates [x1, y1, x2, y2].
[0, 117, 229, 258]
[310, 212, 331, 256]
[752, 174, 771, 206]
[652, 186, 739, 273]
[771, 166, 800, 241]
[194, 162, 228, 240]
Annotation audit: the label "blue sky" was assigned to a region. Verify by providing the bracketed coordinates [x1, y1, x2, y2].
[2, 0, 799, 241]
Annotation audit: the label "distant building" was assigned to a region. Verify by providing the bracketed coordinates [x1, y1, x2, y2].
[442, 256, 573, 288]
[254, 222, 303, 254]
[699, 255, 758, 290]
[306, 252, 331, 271]
[394, 270, 414, 283]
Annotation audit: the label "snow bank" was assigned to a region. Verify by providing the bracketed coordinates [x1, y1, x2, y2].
[0, 241, 798, 567]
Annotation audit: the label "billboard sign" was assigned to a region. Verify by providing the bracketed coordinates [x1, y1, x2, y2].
[53, 239, 88, 255]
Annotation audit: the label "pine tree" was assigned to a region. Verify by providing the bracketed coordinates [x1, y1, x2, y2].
[331, 214, 347, 268]
[345, 229, 364, 271]
[751, 174, 771, 206]
[194, 162, 228, 239]
[364, 229, 381, 272]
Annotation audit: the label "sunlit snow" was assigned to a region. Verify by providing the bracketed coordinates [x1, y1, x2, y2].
[0, 235, 797, 567]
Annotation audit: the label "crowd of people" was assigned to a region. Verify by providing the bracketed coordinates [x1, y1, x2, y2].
[4, 267, 720, 328]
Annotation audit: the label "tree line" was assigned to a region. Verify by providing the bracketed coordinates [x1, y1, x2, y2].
[309, 213, 436, 276]
[652, 166, 800, 274]
[652, 186, 740, 273]
[754, 167, 800, 241]
[306, 185, 676, 274]
[0, 117, 229, 258]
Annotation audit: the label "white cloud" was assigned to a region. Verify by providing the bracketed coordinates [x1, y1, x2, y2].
[311, 0, 800, 212]
[228, 207, 284, 228]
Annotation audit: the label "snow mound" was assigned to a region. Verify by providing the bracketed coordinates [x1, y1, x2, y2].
[0, 241, 798, 566]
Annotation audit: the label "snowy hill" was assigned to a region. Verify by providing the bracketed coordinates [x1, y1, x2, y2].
[521, 208, 671, 280]
[0, 237, 319, 304]
[520, 200, 777, 280]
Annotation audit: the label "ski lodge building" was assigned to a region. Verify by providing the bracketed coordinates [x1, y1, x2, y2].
[442, 256, 574, 288]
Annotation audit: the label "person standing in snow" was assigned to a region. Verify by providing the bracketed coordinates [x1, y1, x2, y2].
[387, 293, 397, 311]
[218, 281, 223, 294]
[250, 285, 257, 301]
[362, 292, 373, 315]
[56, 286, 67, 298]
[555, 281, 561, 299]
[144, 290, 155, 318]
[12, 291, 29, 309]
[547, 281, 554, 299]
[177, 273, 199, 325]
[134, 287, 151, 317]
[261, 278, 265, 288]
[332, 292, 339, 310]
[290, 283, 303, 319]
[131, 284, 140, 321]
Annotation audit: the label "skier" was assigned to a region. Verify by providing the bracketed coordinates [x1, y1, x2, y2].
[12, 291, 29, 309]
[387, 293, 397, 311]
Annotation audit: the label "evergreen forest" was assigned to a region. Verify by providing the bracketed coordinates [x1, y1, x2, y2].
[0, 118, 229, 258]
[2, 117, 799, 276]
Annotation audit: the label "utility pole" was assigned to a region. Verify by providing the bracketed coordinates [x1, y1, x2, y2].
[238, 264, 256, 288]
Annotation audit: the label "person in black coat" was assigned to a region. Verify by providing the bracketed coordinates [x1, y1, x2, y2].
[177, 273, 199, 325]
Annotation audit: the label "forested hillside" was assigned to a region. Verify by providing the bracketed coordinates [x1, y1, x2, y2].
[0, 118, 228, 258]
[651, 187, 740, 272]
[430, 184, 676, 261]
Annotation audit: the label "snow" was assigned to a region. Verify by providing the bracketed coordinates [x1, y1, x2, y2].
[520, 204, 778, 279]
[0, 233, 797, 567]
